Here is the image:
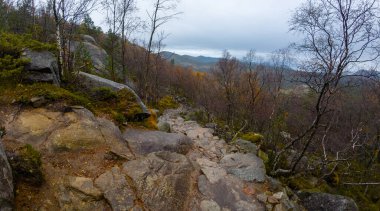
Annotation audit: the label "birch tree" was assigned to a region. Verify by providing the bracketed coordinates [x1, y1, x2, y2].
[271, 0, 380, 175]
[51, 0, 96, 79]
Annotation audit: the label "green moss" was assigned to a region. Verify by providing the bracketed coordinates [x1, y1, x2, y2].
[158, 95, 179, 112]
[92, 87, 117, 101]
[240, 132, 264, 144]
[9, 144, 44, 186]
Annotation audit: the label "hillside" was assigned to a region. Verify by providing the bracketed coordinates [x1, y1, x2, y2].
[161, 51, 219, 72]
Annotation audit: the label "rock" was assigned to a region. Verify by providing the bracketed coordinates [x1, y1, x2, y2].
[197, 175, 264, 211]
[122, 151, 195, 211]
[70, 40, 108, 72]
[0, 141, 13, 210]
[256, 193, 268, 203]
[196, 158, 227, 184]
[5, 108, 133, 158]
[68, 177, 102, 199]
[157, 121, 171, 132]
[123, 128, 193, 156]
[235, 200, 265, 211]
[30, 96, 47, 108]
[267, 177, 283, 192]
[298, 192, 359, 211]
[200, 200, 221, 211]
[220, 153, 266, 182]
[274, 203, 286, 211]
[273, 192, 285, 200]
[235, 139, 257, 154]
[22, 49, 60, 85]
[205, 123, 217, 129]
[80, 34, 97, 45]
[78, 71, 150, 118]
[95, 166, 135, 211]
[268, 196, 280, 204]
[57, 184, 109, 210]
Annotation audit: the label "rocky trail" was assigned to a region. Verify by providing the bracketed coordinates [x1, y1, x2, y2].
[0, 103, 361, 210]
[0, 104, 303, 211]
[155, 106, 301, 211]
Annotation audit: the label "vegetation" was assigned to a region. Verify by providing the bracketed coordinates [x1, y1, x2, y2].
[8, 144, 44, 186]
[1, 0, 380, 209]
[0, 32, 55, 83]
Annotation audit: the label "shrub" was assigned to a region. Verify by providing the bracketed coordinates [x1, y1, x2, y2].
[9, 144, 44, 186]
[240, 132, 264, 144]
[158, 95, 179, 112]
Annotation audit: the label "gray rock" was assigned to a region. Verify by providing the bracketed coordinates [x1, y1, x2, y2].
[123, 129, 193, 156]
[298, 192, 359, 211]
[30, 96, 47, 108]
[57, 184, 109, 210]
[70, 41, 108, 72]
[205, 123, 217, 129]
[220, 153, 266, 182]
[67, 177, 102, 199]
[197, 174, 264, 211]
[78, 71, 150, 118]
[267, 176, 284, 192]
[200, 200, 221, 211]
[235, 139, 258, 154]
[157, 121, 171, 133]
[122, 151, 195, 211]
[0, 140, 13, 210]
[95, 166, 135, 211]
[196, 158, 227, 184]
[22, 49, 60, 85]
[80, 34, 97, 45]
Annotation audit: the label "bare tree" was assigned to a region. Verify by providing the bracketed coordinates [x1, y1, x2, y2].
[143, 0, 180, 101]
[271, 0, 380, 175]
[212, 50, 242, 126]
[51, 0, 97, 79]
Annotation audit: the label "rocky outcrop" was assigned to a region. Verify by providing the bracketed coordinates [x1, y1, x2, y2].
[298, 192, 359, 211]
[0, 138, 13, 211]
[122, 151, 196, 211]
[5, 107, 133, 159]
[69, 39, 108, 72]
[22, 49, 60, 85]
[78, 71, 150, 119]
[1, 104, 310, 210]
[123, 128, 193, 156]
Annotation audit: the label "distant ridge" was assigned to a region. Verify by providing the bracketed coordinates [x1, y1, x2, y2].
[161, 51, 219, 72]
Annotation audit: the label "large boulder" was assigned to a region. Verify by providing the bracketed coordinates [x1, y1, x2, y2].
[4, 107, 133, 159]
[122, 151, 196, 211]
[0, 139, 13, 211]
[123, 128, 193, 156]
[298, 192, 359, 211]
[22, 49, 60, 85]
[220, 153, 266, 182]
[69, 37, 108, 73]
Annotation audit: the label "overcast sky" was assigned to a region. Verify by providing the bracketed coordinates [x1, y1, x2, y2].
[92, 0, 305, 58]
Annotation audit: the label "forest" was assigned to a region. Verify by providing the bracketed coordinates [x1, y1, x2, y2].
[1, 0, 380, 210]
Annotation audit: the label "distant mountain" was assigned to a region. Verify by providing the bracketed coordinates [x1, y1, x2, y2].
[161, 51, 220, 72]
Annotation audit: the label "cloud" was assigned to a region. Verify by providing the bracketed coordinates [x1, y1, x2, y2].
[92, 0, 305, 57]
